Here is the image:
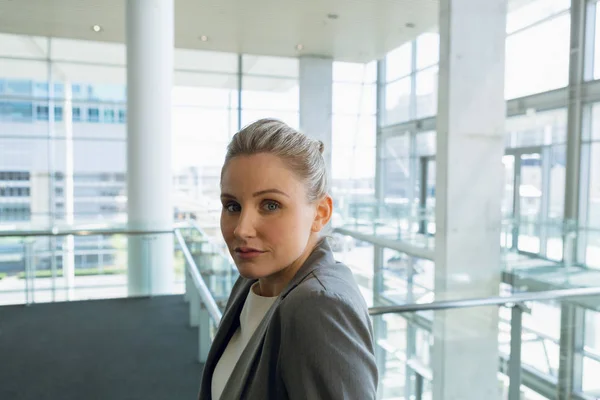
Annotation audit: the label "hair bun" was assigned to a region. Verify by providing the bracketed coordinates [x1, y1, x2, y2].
[317, 140, 325, 154]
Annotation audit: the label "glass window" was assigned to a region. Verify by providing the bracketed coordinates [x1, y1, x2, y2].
[333, 61, 377, 84]
[587, 142, 600, 268]
[172, 79, 238, 108]
[505, 13, 570, 99]
[34, 82, 49, 98]
[416, 33, 440, 70]
[72, 107, 81, 122]
[332, 114, 376, 150]
[383, 134, 411, 201]
[242, 55, 299, 78]
[416, 66, 438, 119]
[333, 83, 376, 115]
[0, 33, 48, 59]
[549, 145, 566, 220]
[331, 146, 376, 183]
[52, 63, 126, 102]
[53, 83, 64, 98]
[0, 101, 33, 122]
[0, 59, 47, 99]
[386, 43, 412, 82]
[5, 79, 33, 97]
[506, 108, 568, 148]
[241, 110, 299, 129]
[416, 131, 437, 156]
[385, 76, 412, 125]
[507, 0, 571, 34]
[50, 38, 126, 65]
[87, 108, 99, 122]
[118, 110, 126, 123]
[241, 76, 299, 112]
[595, 5, 600, 80]
[54, 106, 63, 122]
[103, 109, 115, 123]
[36, 105, 49, 121]
[175, 48, 238, 74]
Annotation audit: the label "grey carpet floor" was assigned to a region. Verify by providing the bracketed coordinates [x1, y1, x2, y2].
[0, 295, 203, 400]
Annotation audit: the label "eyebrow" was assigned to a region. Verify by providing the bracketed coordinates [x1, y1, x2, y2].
[220, 189, 290, 199]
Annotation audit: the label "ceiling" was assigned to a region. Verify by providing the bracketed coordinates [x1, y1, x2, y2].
[0, 0, 439, 63]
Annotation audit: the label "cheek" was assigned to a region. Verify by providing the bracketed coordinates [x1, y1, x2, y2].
[220, 214, 235, 238]
[261, 210, 312, 247]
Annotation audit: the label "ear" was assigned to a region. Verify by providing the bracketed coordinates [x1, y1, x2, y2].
[312, 195, 333, 233]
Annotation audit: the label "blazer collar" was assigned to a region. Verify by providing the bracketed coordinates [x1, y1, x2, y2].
[279, 238, 335, 299]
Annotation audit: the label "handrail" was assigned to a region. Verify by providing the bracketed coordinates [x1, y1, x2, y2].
[368, 286, 600, 315]
[333, 226, 435, 260]
[174, 228, 223, 323]
[0, 227, 174, 238]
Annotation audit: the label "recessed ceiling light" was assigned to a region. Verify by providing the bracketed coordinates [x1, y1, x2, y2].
[199, 35, 209, 42]
[295, 44, 304, 51]
[405, 22, 415, 28]
[92, 25, 102, 33]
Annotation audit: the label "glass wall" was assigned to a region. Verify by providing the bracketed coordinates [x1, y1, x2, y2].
[371, 0, 598, 396]
[383, 30, 440, 126]
[504, 108, 567, 260]
[331, 61, 377, 220]
[583, 103, 600, 268]
[505, 0, 571, 99]
[241, 55, 299, 128]
[0, 33, 304, 298]
[172, 49, 239, 227]
[0, 34, 127, 228]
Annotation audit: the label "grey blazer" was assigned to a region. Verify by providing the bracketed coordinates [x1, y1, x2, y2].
[198, 240, 378, 400]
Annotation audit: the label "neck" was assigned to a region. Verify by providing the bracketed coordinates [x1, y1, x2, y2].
[257, 236, 321, 297]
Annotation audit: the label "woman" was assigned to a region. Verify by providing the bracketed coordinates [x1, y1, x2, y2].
[198, 119, 378, 400]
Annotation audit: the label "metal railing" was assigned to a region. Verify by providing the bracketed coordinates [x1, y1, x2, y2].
[370, 286, 600, 400]
[173, 226, 228, 363]
[369, 287, 600, 315]
[0, 225, 181, 305]
[0, 226, 175, 238]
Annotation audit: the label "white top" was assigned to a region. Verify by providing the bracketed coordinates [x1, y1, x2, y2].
[211, 282, 278, 400]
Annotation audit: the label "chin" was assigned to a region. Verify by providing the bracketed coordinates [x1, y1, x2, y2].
[234, 262, 270, 280]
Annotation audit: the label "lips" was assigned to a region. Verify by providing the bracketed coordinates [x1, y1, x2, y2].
[235, 247, 264, 253]
[234, 247, 266, 260]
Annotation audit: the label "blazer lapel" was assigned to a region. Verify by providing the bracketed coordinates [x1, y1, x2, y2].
[216, 239, 335, 398]
[199, 278, 254, 399]
[217, 296, 282, 399]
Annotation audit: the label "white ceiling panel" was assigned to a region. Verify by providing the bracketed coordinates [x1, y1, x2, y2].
[0, 0, 439, 63]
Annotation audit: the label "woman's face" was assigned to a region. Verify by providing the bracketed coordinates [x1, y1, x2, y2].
[220, 153, 328, 283]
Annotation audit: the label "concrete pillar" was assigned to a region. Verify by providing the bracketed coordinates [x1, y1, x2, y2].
[299, 56, 333, 179]
[432, 1, 507, 399]
[126, 0, 174, 296]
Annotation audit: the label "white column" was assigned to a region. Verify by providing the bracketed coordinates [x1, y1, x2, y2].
[126, 0, 174, 296]
[63, 83, 75, 299]
[299, 56, 333, 178]
[433, 1, 507, 399]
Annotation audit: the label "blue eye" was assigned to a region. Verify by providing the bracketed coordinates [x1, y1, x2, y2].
[263, 201, 280, 212]
[225, 202, 241, 213]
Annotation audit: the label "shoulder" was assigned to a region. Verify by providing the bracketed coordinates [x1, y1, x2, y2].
[279, 261, 369, 324]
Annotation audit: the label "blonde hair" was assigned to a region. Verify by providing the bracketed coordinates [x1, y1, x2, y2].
[222, 118, 329, 202]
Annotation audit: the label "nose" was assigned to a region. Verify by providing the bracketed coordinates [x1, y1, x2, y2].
[233, 210, 257, 239]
